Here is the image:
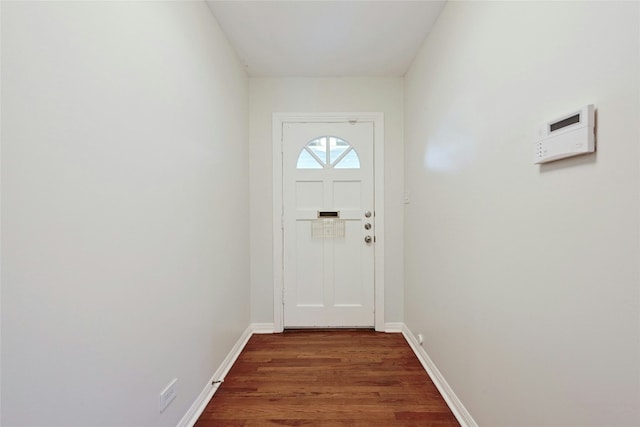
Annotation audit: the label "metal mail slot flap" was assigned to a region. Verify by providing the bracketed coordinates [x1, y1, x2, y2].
[317, 211, 340, 218]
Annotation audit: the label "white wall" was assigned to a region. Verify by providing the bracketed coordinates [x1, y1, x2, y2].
[249, 78, 404, 325]
[1, 2, 249, 426]
[404, 1, 639, 426]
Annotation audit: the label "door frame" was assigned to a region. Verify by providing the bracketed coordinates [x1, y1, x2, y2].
[272, 112, 385, 332]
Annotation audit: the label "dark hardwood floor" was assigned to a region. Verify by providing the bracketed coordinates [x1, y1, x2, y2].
[195, 330, 460, 426]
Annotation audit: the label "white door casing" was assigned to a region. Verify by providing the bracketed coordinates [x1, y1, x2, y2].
[272, 113, 385, 331]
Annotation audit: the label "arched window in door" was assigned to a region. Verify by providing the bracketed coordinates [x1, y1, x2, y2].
[296, 136, 361, 169]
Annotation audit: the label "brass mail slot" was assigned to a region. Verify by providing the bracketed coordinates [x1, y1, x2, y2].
[317, 211, 340, 218]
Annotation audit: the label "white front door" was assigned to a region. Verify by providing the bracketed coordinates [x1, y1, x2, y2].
[282, 122, 375, 328]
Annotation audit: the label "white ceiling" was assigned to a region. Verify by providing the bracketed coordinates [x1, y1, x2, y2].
[206, 1, 446, 77]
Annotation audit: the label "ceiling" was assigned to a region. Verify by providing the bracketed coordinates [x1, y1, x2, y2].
[205, 1, 447, 77]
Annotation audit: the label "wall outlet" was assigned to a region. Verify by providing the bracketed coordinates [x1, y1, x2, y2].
[159, 378, 177, 413]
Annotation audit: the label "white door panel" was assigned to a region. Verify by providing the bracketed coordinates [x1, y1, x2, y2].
[282, 122, 374, 328]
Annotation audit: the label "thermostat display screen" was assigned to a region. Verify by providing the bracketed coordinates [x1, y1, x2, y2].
[550, 113, 580, 132]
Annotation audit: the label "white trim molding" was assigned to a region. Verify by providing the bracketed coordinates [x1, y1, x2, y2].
[250, 323, 275, 334]
[401, 324, 478, 427]
[177, 326, 254, 427]
[272, 112, 385, 332]
[384, 322, 404, 333]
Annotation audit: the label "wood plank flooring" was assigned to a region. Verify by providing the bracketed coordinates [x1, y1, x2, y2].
[195, 330, 460, 426]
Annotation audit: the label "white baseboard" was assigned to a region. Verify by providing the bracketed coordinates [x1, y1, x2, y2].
[177, 325, 254, 427]
[401, 324, 478, 427]
[250, 322, 275, 334]
[384, 322, 404, 333]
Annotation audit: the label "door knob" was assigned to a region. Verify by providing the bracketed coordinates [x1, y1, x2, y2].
[364, 211, 372, 218]
[364, 223, 371, 230]
[364, 235, 373, 244]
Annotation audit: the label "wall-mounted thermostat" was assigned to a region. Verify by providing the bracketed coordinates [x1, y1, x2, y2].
[534, 104, 595, 164]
